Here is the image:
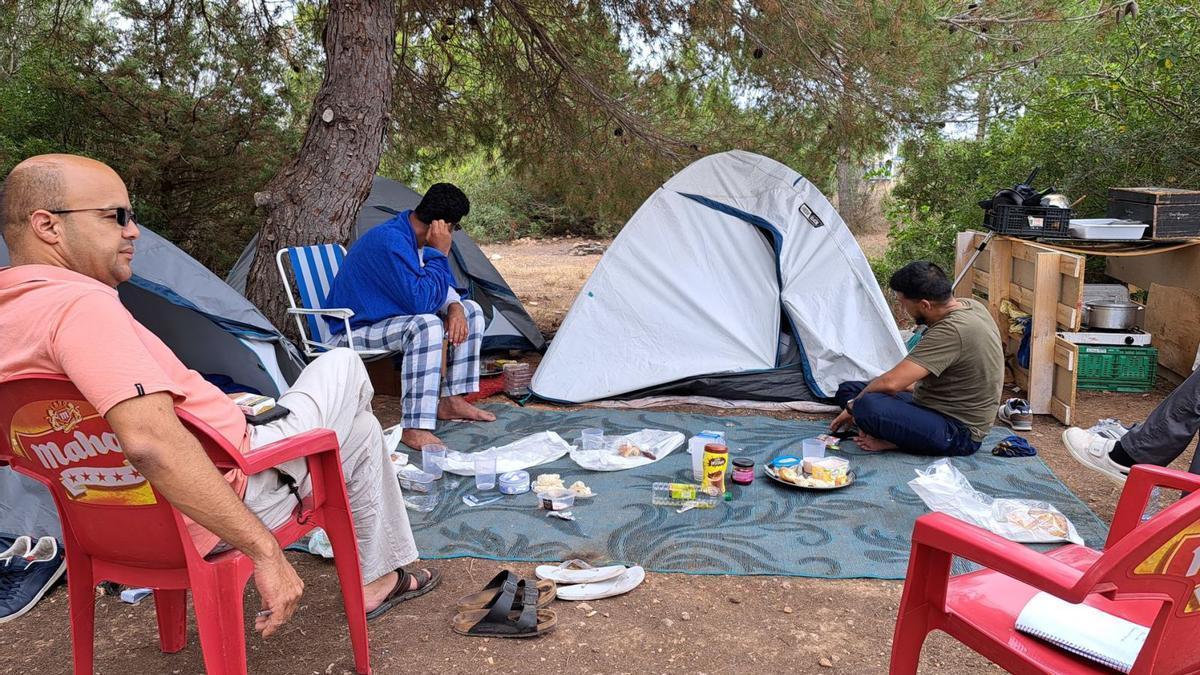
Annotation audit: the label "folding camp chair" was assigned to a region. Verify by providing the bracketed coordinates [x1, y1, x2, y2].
[0, 375, 370, 675]
[275, 245, 389, 360]
[890, 464, 1200, 674]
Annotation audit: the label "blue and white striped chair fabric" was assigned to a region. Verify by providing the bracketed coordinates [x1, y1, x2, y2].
[275, 244, 390, 359]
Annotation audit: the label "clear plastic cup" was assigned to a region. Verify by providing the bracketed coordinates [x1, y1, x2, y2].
[421, 444, 447, 480]
[801, 438, 826, 460]
[580, 428, 605, 451]
[474, 453, 497, 490]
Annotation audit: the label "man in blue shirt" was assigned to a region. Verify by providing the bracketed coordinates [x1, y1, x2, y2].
[325, 183, 494, 450]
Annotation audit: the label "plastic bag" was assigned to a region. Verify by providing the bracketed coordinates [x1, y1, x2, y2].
[440, 431, 572, 476]
[569, 429, 686, 471]
[908, 459, 1083, 544]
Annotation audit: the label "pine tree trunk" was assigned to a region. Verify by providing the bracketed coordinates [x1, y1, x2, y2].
[835, 149, 861, 232]
[245, 0, 396, 335]
[975, 80, 991, 141]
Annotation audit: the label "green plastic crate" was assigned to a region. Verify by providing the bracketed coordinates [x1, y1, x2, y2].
[1076, 345, 1157, 392]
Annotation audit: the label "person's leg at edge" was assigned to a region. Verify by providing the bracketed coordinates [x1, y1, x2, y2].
[437, 299, 495, 422]
[244, 349, 432, 611]
[852, 393, 979, 456]
[1112, 365, 1200, 471]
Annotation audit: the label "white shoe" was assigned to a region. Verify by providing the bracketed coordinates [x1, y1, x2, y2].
[1062, 427, 1128, 485]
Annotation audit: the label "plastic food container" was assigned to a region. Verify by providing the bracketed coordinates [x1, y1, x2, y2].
[1068, 218, 1149, 240]
[498, 470, 530, 495]
[538, 488, 576, 511]
[398, 470, 439, 512]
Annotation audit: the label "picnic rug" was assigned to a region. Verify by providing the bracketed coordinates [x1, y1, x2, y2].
[405, 404, 1109, 579]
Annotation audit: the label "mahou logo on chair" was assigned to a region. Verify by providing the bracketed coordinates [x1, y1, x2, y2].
[7, 399, 156, 505]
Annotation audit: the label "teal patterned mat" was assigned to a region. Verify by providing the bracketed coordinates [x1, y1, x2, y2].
[405, 405, 1108, 579]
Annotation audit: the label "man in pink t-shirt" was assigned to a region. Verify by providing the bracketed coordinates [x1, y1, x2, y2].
[0, 154, 440, 634]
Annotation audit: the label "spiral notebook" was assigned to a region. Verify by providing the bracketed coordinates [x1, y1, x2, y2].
[1015, 592, 1149, 673]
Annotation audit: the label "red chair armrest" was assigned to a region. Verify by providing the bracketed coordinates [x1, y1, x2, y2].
[237, 428, 340, 475]
[1107, 464, 1200, 547]
[913, 513, 1087, 599]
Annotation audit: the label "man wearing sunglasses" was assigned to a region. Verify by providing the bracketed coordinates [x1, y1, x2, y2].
[324, 182, 495, 451]
[0, 154, 439, 636]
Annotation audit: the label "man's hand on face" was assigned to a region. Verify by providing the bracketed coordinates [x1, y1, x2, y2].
[252, 548, 305, 638]
[445, 302, 468, 345]
[427, 219, 453, 255]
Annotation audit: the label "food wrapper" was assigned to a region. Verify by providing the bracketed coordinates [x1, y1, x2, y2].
[908, 459, 1083, 544]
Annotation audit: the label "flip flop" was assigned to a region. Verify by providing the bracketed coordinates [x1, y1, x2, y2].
[534, 559, 626, 585]
[456, 570, 556, 612]
[452, 580, 557, 638]
[366, 567, 441, 621]
[555, 566, 645, 601]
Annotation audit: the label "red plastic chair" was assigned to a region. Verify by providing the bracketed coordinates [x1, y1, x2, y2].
[0, 375, 371, 675]
[890, 464, 1200, 674]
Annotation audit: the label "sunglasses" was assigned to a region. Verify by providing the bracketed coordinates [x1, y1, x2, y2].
[47, 207, 137, 227]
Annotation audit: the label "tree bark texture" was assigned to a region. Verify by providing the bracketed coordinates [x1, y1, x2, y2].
[835, 149, 862, 233]
[246, 0, 396, 335]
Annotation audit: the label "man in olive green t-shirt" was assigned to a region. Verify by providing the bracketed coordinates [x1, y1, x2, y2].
[829, 261, 1004, 456]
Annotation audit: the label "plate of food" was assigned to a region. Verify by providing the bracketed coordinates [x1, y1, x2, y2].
[764, 456, 855, 490]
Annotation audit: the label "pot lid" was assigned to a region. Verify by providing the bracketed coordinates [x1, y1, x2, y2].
[1088, 300, 1142, 308]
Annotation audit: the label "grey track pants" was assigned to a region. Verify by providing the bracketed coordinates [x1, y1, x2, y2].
[1122, 365, 1200, 474]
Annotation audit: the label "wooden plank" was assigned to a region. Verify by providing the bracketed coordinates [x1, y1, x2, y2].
[1026, 252, 1061, 414]
[1107, 244, 1200, 292]
[1051, 336, 1078, 426]
[986, 237, 1013, 334]
[972, 269, 990, 296]
[1144, 283, 1200, 377]
[1061, 275, 1083, 330]
[1008, 282, 1035, 313]
[953, 231, 976, 298]
[1056, 303, 1078, 330]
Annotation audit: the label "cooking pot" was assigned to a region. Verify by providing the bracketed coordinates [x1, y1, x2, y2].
[1084, 300, 1143, 330]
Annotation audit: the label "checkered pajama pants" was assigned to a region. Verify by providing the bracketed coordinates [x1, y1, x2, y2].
[334, 299, 484, 430]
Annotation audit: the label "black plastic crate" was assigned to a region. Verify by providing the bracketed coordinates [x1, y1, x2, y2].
[983, 205, 1073, 238]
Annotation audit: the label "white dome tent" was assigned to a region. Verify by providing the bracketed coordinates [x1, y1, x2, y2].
[531, 150, 906, 404]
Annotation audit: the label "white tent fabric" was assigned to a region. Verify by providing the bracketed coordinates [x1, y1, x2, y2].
[531, 150, 906, 403]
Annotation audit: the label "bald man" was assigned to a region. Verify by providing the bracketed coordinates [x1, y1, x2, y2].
[0, 155, 439, 634]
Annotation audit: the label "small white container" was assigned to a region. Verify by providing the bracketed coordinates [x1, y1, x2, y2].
[498, 470, 530, 495]
[801, 438, 826, 460]
[689, 430, 725, 481]
[1068, 218, 1148, 240]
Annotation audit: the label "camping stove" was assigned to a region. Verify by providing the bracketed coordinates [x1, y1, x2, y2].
[1058, 327, 1152, 347]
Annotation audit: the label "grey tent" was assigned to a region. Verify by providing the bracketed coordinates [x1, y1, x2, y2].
[1, 225, 306, 540]
[226, 176, 545, 353]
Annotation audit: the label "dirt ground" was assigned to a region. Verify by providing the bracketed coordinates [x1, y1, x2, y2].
[1, 236, 1192, 674]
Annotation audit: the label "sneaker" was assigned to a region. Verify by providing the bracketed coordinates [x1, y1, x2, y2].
[0, 535, 32, 563]
[998, 398, 1033, 431]
[0, 536, 66, 623]
[1062, 427, 1128, 485]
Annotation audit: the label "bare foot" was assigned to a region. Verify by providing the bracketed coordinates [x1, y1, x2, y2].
[437, 395, 497, 422]
[855, 433, 898, 452]
[363, 571, 399, 613]
[401, 428, 443, 451]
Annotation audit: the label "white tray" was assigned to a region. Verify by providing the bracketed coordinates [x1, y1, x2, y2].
[1068, 219, 1148, 240]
